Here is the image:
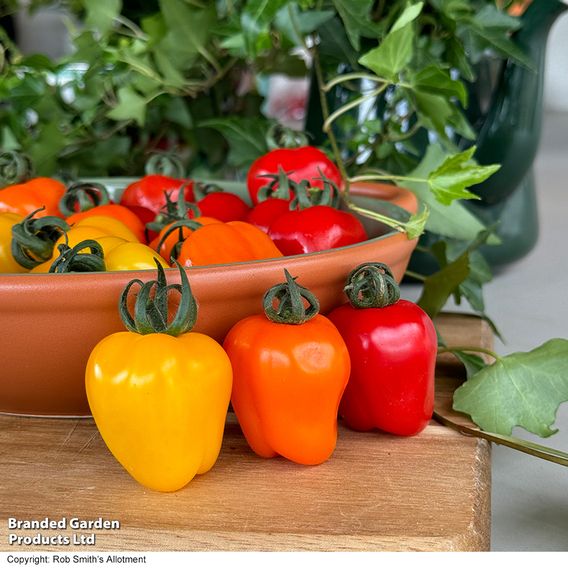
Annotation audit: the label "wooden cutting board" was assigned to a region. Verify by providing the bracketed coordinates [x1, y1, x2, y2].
[0, 313, 491, 552]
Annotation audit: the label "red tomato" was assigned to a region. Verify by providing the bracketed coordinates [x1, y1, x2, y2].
[246, 147, 341, 205]
[119, 175, 194, 224]
[267, 205, 367, 255]
[245, 198, 290, 233]
[327, 263, 438, 436]
[196, 192, 250, 223]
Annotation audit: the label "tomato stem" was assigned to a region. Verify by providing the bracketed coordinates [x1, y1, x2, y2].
[144, 150, 186, 178]
[58, 181, 110, 217]
[119, 261, 198, 336]
[343, 262, 400, 309]
[263, 269, 320, 325]
[49, 239, 106, 273]
[0, 150, 34, 187]
[155, 219, 203, 262]
[11, 209, 70, 269]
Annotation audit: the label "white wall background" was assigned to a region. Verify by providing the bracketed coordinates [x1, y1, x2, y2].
[545, 11, 568, 113]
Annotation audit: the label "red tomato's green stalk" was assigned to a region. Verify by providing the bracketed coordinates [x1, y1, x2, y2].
[343, 262, 401, 309]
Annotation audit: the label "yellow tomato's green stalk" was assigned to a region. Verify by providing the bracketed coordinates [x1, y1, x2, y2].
[119, 260, 198, 336]
[11, 209, 70, 269]
[49, 239, 106, 273]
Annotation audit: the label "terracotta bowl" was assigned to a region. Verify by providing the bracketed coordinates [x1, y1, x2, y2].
[0, 181, 417, 417]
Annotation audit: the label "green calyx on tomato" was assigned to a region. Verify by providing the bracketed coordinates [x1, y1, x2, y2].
[119, 260, 198, 337]
[343, 262, 401, 309]
[0, 150, 34, 188]
[11, 208, 70, 269]
[247, 145, 342, 206]
[263, 269, 320, 325]
[49, 239, 106, 273]
[58, 182, 111, 217]
[262, 170, 367, 256]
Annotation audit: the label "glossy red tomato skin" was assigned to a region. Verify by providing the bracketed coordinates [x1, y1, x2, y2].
[196, 192, 250, 223]
[247, 147, 341, 205]
[119, 175, 194, 223]
[327, 300, 437, 436]
[267, 205, 367, 255]
[245, 198, 290, 233]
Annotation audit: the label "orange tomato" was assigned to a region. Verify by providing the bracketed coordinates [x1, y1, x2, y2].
[150, 217, 222, 262]
[177, 221, 283, 267]
[223, 271, 350, 465]
[0, 177, 65, 218]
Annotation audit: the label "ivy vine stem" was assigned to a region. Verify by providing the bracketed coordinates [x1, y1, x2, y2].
[311, 44, 351, 192]
[438, 345, 502, 363]
[433, 412, 568, 467]
[323, 72, 389, 92]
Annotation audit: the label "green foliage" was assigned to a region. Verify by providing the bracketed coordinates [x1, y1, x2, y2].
[453, 340, 568, 437]
[0, 0, 526, 178]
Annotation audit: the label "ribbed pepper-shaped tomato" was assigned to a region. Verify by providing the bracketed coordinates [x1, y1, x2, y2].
[0, 177, 66, 218]
[86, 263, 232, 492]
[176, 220, 283, 267]
[327, 263, 437, 436]
[223, 270, 350, 465]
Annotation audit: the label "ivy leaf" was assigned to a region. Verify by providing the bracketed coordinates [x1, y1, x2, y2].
[453, 351, 488, 380]
[358, 2, 423, 79]
[412, 65, 467, 106]
[404, 206, 430, 240]
[416, 241, 470, 318]
[158, 0, 216, 70]
[359, 24, 413, 81]
[427, 146, 500, 206]
[413, 89, 454, 142]
[332, 0, 377, 50]
[107, 86, 147, 126]
[84, 0, 122, 35]
[199, 118, 269, 167]
[468, 24, 534, 70]
[446, 36, 475, 82]
[275, 3, 334, 45]
[402, 145, 500, 243]
[241, 0, 290, 56]
[391, 2, 425, 31]
[453, 339, 568, 437]
[317, 17, 359, 67]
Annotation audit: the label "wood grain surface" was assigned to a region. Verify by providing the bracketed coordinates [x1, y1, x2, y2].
[0, 313, 492, 552]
